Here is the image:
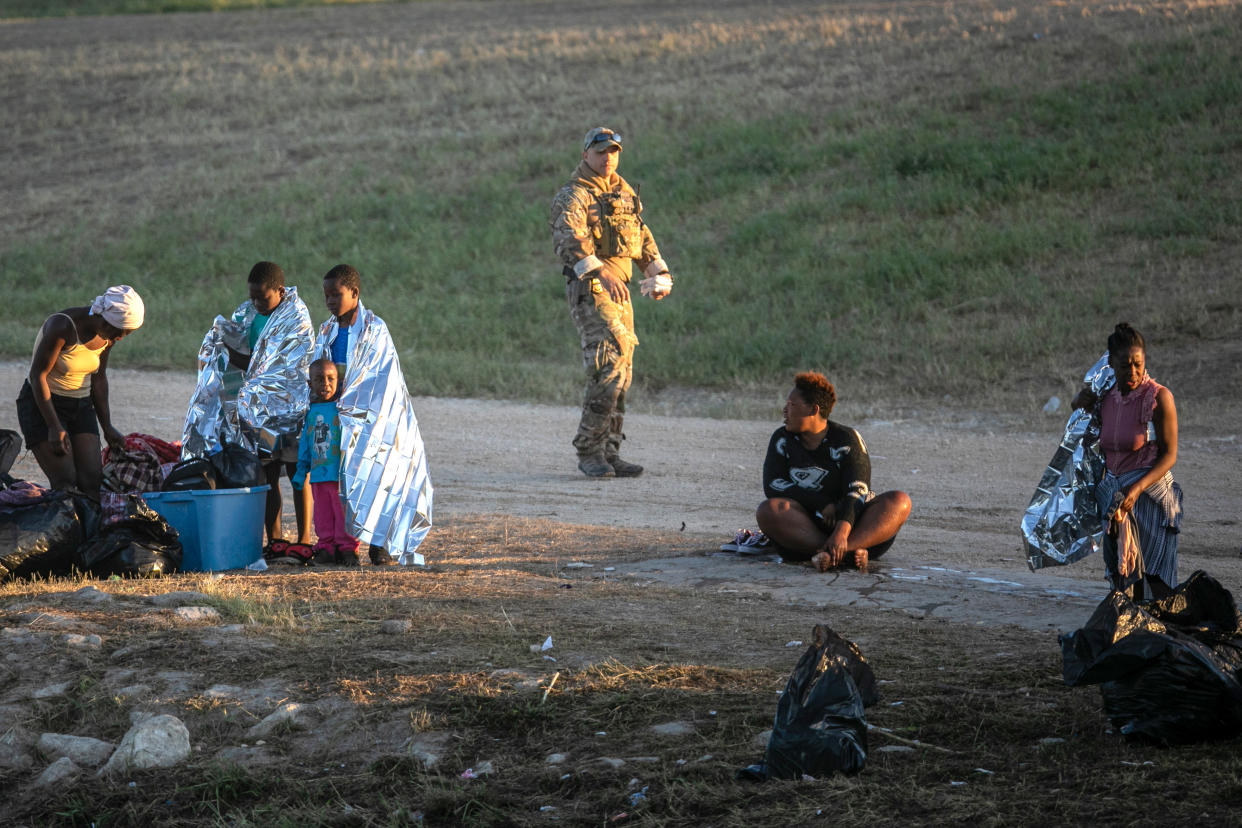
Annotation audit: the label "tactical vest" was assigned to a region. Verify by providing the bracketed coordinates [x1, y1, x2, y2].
[594, 188, 644, 259]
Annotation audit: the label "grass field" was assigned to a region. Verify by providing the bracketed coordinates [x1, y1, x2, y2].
[3, 0, 1239, 412]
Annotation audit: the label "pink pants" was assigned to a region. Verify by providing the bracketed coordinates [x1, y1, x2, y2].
[311, 481, 357, 552]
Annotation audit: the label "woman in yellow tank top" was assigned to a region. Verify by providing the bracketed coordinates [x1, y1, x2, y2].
[15, 286, 145, 498]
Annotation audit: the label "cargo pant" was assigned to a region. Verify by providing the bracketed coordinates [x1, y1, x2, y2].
[567, 273, 638, 460]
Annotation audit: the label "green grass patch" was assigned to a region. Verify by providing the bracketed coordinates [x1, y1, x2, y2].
[4, 19, 1240, 406]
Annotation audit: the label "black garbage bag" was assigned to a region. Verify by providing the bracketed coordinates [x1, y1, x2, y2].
[161, 457, 217, 491]
[209, 443, 263, 489]
[741, 624, 877, 781]
[79, 495, 182, 578]
[0, 429, 20, 479]
[1061, 571, 1242, 744]
[0, 491, 85, 583]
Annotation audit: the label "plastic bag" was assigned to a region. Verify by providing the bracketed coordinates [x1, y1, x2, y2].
[78, 495, 182, 577]
[0, 429, 20, 479]
[749, 624, 877, 780]
[161, 457, 217, 491]
[1061, 570, 1242, 744]
[0, 492, 85, 583]
[209, 444, 263, 489]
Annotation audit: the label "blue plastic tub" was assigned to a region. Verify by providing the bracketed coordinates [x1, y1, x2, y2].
[143, 486, 269, 572]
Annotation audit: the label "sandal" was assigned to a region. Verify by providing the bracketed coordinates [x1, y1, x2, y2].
[284, 543, 314, 565]
[263, 539, 291, 561]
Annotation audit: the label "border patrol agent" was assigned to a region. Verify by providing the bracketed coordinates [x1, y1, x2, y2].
[550, 127, 674, 478]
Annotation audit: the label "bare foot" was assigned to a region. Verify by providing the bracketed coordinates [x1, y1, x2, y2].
[812, 551, 832, 572]
[853, 548, 869, 573]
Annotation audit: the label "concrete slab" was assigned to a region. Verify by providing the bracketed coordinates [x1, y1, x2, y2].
[611, 553, 1106, 633]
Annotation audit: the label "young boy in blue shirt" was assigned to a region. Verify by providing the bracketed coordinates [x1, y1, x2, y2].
[293, 358, 359, 565]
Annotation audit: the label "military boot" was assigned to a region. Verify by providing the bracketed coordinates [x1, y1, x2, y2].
[605, 456, 643, 477]
[577, 453, 615, 478]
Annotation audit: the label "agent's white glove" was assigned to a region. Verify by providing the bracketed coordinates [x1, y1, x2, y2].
[640, 272, 673, 299]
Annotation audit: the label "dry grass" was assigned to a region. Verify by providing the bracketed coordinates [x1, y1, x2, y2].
[3, 515, 1242, 825]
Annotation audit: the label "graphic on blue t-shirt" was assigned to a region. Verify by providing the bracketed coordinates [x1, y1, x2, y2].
[312, 414, 331, 460]
[295, 400, 344, 487]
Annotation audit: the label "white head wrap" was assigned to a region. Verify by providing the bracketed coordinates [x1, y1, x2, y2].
[89, 285, 145, 330]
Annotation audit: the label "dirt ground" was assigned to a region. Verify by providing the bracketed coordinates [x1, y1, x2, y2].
[4, 360, 1239, 631]
[5, 360, 1242, 823]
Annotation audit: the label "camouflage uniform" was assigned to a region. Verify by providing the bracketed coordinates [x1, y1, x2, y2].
[550, 159, 668, 466]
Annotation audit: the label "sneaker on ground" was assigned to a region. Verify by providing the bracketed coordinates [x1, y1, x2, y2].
[721, 529, 754, 553]
[736, 531, 774, 556]
[721, 529, 773, 555]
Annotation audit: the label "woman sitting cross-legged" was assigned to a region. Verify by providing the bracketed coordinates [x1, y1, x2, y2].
[755, 371, 912, 571]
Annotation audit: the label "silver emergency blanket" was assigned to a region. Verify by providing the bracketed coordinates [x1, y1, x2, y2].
[1022, 354, 1115, 570]
[182, 288, 314, 458]
[315, 306, 433, 565]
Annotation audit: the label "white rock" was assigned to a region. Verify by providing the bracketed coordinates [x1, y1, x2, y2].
[247, 703, 308, 739]
[203, 685, 245, 700]
[38, 733, 115, 767]
[146, 591, 213, 607]
[63, 633, 103, 648]
[474, 759, 495, 776]
[650, 721, 694, 737]
[115, 684, 151, 700]
[70, 587, 113, 604]
[173, 606, 221, 623]
[380, 620, 412, 635]
[36, 756, 82, 787]
[33, 682, 73, 700]
[99, 714, 191, 776]
[545, 753, 567, 765]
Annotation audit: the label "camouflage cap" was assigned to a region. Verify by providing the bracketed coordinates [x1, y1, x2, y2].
[583, 127, 622, 151]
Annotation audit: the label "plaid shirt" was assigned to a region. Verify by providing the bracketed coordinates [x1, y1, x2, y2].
[102, 433, 183, 495]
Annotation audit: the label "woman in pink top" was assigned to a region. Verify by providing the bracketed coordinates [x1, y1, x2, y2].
[1073, 323, 1181, 599]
